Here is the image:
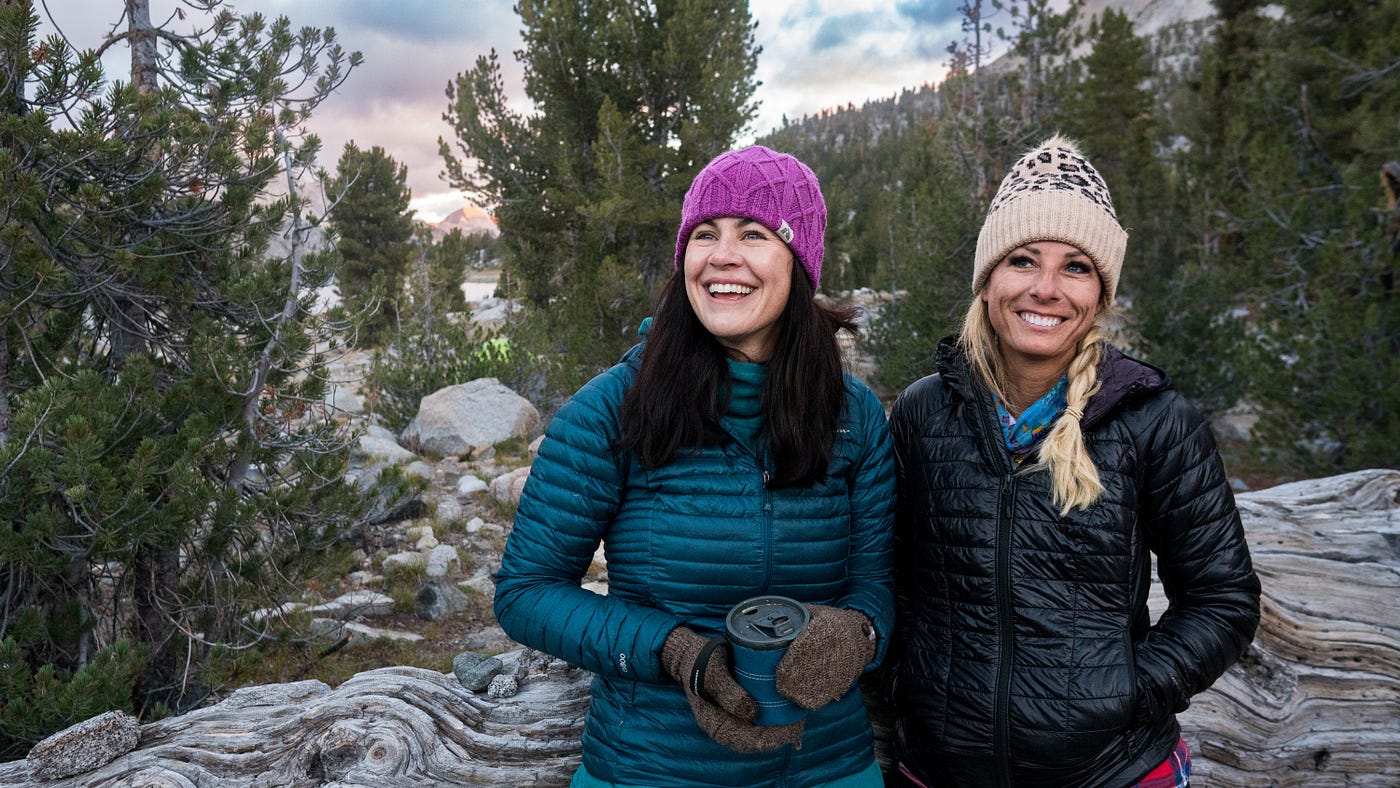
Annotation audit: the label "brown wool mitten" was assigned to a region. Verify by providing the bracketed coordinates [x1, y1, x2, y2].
[661, 627, 804, 752]
[774, 605, 876, 710]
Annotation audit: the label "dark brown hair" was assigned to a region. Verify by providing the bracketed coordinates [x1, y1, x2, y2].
[617, 267, 858, 488]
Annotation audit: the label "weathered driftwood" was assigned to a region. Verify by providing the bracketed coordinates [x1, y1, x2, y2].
[1172, 468, 1400, 786]
[2, 470, 1396, 786]
[0, 657, 591, 786]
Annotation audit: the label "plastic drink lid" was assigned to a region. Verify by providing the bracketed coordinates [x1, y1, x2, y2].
[725, 595, 810, 649]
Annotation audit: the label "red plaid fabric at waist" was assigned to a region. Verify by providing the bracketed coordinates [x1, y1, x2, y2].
[1134, 738, 1191, 788]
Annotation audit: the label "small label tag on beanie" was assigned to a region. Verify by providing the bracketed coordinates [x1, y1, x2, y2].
[776, 220, 793, 244]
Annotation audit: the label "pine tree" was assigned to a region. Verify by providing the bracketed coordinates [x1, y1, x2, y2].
[866, 125, 982, 391]
[1230, 0, 1399, 475]
[992, 0, 1083, 132]
[439, 0, 759, 399]
[0, 0, 371, 751]
[1165, 0, 1398, 476]
[327, 142, 415, 346]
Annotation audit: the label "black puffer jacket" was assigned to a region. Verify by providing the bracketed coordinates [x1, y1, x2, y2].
[887, 339, 1260, 788]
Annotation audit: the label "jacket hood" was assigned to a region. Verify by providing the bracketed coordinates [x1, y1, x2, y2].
[934, 336, 1171, 427]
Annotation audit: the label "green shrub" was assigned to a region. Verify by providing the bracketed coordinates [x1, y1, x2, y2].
[0, 637, 146, 761]
[364, 326, 513, 432]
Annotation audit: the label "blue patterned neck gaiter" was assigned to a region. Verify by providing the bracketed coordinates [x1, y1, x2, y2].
[995, 375, 1069, 456]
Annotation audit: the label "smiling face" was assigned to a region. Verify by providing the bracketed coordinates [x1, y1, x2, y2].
[683, 216, 795, 362]
[982, 240, 1104, 380]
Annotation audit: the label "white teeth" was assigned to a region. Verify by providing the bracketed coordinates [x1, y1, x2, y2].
[1020, 312, 1062, 328]
[709, 283, 754, 295]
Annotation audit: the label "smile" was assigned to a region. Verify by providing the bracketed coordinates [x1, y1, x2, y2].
[708, 283, 754, 295]
[1019, 312, 1063, 328]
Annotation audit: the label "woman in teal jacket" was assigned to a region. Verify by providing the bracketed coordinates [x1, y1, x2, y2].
[494, 146, 895, 788]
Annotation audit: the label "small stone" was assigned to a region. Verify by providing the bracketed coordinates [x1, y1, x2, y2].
[486, 675, 519, 698]
[452, 652, 504, 692]
[426, 545, 460, 579]
[456, 475, 488, 496]
[435, 497, 464, 524]
[382, 551, 427, 574]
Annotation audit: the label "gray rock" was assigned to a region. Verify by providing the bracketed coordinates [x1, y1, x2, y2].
[456, 475, 488, 496]
[452, 652, 504, 692]
[434, 496, 464, 524]
[26, 710, 141, 780]
[404, 460, 434, 481]
[247, 601, 307, 624]
[383, 551, 428, 574]
[342, 622, 422, 646]
[426, 544, 460, 579]
[363, 424, 399, 442]
[416, 578, 471, 621]
[325, 385, 364, 415]
[400, 378, 541, 457]
[489, 466, 531, 505]
[356, 434, 416, 464]
[306, 590, 396, 619]
[486, 675, 519, 699]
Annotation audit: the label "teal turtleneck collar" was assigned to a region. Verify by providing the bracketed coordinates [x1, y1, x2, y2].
[637, 317, 767, 448]
[724, 357, 766, 449]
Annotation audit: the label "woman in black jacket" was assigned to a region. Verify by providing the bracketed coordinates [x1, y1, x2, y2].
[887, 135, 1260, 788]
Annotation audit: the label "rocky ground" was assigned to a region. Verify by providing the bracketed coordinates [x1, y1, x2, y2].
[224, 342, 597, 693]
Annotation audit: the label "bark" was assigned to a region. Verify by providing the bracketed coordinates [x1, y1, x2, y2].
[3, 470, 1397, 786]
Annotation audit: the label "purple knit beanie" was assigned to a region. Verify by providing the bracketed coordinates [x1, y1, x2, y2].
[674, 145, 827, 291]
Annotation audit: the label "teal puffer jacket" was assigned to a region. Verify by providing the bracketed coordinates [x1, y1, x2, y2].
[494, 344, 895, 787]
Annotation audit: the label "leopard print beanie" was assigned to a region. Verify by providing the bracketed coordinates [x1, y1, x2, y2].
[973, 134, 1128, 304]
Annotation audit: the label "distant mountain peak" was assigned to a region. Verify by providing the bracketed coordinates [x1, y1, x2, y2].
[427, 204, 500, 240]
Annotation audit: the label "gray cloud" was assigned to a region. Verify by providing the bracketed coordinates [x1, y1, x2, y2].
[40, 0, 952, 219]
[896, 0, 964, 27]
[811, 12, 886, 51]
[332, 0, 517, 45]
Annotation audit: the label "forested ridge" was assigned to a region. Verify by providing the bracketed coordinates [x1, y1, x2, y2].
[759, 0, 1396, 486]
[1, 0, 1395, 765]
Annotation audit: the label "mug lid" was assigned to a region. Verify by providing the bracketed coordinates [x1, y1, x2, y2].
[725, 595, 809, 649]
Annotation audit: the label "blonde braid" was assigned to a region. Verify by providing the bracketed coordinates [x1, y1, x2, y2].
[1033, 325, 1105, 514]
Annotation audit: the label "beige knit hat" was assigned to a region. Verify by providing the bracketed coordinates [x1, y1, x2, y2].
[973, 134, 1128, 304]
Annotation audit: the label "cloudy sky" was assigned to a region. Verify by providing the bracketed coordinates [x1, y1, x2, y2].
[37, 1, 967, 221]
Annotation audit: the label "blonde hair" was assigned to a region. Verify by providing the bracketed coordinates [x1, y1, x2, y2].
[957, 298, 1107, 514]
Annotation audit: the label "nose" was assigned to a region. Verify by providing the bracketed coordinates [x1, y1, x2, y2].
[1028, 267, 1059, 300]
[707, 233, 742, 266]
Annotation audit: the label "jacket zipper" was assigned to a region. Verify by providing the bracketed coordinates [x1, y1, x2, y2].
[995, 474, 1016, 788]
[720, 418, 775, 590]
[761, 455, 773, 590]
[972, 394, 1017, 788]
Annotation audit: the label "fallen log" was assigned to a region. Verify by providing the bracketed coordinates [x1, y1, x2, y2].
[1172, 469, 1400, 786]
[0, 655, 591, 786]
[1, 469, 1396, 786]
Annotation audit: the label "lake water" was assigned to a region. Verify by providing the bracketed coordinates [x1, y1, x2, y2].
[462, 273, 501, 303]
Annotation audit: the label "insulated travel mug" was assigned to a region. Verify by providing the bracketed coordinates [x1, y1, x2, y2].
[724, 595, 810, 726]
